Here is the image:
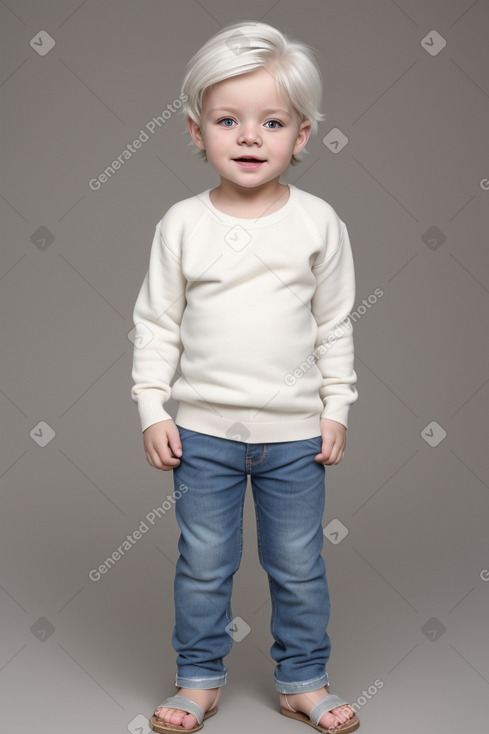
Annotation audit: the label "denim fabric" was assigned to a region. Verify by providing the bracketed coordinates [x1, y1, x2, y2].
[171, 425, 331, 694]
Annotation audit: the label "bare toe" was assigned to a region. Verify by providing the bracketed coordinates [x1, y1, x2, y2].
[280, 689, 357, 732]
[152, 686, 219, 730]
[153, 706, 197, 728]
[181, 712, 199, 729]
[331, 705, 352, 723]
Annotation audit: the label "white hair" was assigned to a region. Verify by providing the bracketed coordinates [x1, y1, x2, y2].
[180, 20, 326, 165]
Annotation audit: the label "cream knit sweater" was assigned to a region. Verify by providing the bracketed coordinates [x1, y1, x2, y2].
[131, 184, 358, 443]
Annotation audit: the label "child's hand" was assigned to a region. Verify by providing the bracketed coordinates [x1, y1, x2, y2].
[315, 418, 347, 465]
[142, 419, 183, 471]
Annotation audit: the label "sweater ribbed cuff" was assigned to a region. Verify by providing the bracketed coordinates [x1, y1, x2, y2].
[136, 389, 173, 432]
[320, 405, 349, 430]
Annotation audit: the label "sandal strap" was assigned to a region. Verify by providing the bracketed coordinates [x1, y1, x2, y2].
[155, 695, 205, 725]
[310, 694, 348, 726]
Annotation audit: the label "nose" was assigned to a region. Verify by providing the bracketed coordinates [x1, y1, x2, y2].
[238, 123, 262, 145]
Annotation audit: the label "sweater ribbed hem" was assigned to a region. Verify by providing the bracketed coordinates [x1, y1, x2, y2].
[174, 402, 322, 443]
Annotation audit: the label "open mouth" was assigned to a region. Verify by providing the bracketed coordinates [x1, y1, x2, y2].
[234, 157, 265, 161]
[233, 156, 266, 166]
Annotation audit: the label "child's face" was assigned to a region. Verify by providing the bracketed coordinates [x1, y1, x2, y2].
[187, 66, 311, 189]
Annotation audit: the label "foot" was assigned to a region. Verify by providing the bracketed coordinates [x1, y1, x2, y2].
[153, 687, 220, 730]
[279, 687, 356, 731]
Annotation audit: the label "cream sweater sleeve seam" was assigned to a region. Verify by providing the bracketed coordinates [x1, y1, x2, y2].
[312, 220, 345, 272]
[158, 222, 182, 264]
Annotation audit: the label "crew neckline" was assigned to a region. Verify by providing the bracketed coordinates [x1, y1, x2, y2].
[199, 184, 297, 227]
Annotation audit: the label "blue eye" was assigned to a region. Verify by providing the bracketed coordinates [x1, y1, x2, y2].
[265, 120, 283, 129]
[218, 118, 235, 127]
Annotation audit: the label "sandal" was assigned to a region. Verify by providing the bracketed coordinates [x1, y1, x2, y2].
[150, 691, 220, 733]
[281, 690, 360, 733]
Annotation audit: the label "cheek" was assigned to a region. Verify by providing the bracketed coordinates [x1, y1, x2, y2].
[269, 136, 295, 158]
[206, 135, 230, 159]
[203, 129, 221, 147]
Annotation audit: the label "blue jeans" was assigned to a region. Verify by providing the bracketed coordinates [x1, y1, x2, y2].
[171, 426, 331, 694]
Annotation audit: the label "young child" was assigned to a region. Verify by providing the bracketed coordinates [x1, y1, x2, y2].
[131, 20, 360, 734]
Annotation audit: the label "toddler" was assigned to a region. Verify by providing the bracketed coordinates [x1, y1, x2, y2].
[131, 20, 360, 734]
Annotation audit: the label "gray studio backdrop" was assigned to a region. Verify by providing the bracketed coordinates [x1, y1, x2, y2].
[1, 1, 488, 732]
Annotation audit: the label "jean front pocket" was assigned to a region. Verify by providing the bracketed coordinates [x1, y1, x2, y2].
[176, 425, 203, 440]
[304, 435, 322, 447]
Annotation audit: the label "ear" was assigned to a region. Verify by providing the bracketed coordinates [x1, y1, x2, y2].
[187, 116, 205, 151]
[292, 119, 312, 156]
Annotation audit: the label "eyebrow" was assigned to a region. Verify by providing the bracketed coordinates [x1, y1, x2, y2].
[207, 106, 292, 117]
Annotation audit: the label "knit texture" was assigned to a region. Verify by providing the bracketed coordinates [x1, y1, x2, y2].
[131, 184, 358, 442]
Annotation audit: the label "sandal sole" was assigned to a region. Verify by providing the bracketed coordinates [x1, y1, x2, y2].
[281, 708, 360, 733]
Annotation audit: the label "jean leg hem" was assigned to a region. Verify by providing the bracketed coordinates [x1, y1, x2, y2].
[274, 672, 329, 694]
[176, 673, 227, 689]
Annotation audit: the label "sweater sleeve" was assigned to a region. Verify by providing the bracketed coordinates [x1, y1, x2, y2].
[130, 214, 187, 432]
[310, 219, 359, 429]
